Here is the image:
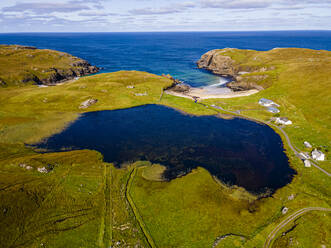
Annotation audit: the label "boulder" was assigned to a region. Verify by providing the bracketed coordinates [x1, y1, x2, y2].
[288, 194, 295, 200]
[19, 163, 26, 168]
[37, 164, 54, 173]
[79, 98, 98, 109]
[37, 167, 49, 173]
[135, 92, 148, 96]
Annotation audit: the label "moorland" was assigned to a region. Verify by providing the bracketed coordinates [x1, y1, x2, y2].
[0, 45, 330, 248]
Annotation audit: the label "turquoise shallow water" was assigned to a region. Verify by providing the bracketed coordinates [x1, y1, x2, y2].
[1, 31, 330, 87]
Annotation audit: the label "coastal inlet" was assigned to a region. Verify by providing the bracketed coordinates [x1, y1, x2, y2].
[35, 104, 296, 194]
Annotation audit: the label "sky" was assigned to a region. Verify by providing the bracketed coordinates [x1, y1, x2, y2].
[0, 0, 330, 32]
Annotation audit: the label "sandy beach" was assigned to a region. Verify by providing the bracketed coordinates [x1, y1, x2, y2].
[165, 87, 259, 100]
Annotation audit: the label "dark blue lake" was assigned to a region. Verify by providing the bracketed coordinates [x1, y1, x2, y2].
[36, 105, 295, 193]
[6, 31, 328, 192]
[0, 31, 330, 87]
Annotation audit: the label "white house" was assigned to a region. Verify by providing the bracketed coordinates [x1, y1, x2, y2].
[304, 141, 312, 148]
[267, 107, 280, 114]
[275, 117, 292, 125]
[282, 207, 289, 214]
[311, 149, 325, 161]
[304, 160, 311, 168]
[259, 98, 280, 107]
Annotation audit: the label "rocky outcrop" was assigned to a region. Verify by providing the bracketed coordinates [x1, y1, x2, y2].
[169, 83, 191, 93]
[197, 49, 268, 91]
[0, 45, 99, 87]
[162, 74, 191, 93]
[162, 74, 184, 85]
[79, 98, 98, 109]
[197, 50, 238, 76]
[37, 63, 99, 85]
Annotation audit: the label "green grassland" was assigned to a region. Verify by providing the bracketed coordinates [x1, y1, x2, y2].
[0, 48, 330, 248]
[0, 45, 98, 87]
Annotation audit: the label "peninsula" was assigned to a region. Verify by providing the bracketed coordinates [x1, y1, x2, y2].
[0, 45, 99, 87]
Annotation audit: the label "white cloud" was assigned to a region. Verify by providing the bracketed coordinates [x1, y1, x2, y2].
[200, 0, 272, 9]
[3, 2, 91, 14]
[0, 0, 330, 32]
[129, 2, 196, 15]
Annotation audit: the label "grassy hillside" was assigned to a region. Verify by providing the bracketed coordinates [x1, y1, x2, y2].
[0, 45, 98, 87]
[203, 48, 331, 162]
[0, 71, 173, 143]
[0, 48, 330, 248]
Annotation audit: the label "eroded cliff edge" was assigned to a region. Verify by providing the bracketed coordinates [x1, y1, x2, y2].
[197, 49, 274, 91]
[0, 45, 99, 87]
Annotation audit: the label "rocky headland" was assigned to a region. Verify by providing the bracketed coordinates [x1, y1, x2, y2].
[0, 45, 99, 86]
[197, 49, 272, 91]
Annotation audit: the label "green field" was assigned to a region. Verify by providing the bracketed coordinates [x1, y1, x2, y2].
[0, 45, 98, 87]
[0, 47, 330, 248]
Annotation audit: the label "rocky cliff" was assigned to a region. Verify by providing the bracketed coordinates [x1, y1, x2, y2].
[197, 49, 268, 91]
[197, 49, 239, 77]
[0, 45, 99, 86]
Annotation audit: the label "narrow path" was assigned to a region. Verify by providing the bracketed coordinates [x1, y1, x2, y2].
[97, 165, 107, 247]
[125, 168, 156, 248]
[263, 207, 331, 248]
[158, 89, 164, 102]
[208, 104, 331, 177]
[268, 123, 331, 177]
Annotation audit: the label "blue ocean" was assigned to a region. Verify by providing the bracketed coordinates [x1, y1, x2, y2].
[0, 31, 330, 87]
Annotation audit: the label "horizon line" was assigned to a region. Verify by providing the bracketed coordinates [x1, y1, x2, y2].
[0, 29, 331, 34]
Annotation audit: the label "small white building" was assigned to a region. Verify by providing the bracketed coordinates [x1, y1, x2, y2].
[267, 107, 280, 114]
[304, 160, 311, 168]
[259, 98, 280, 107]
[311, 149, 325, 161]
[275, 117, 292, 125]
[303, 141, 312, 148]
[282, 207, 289, 215]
